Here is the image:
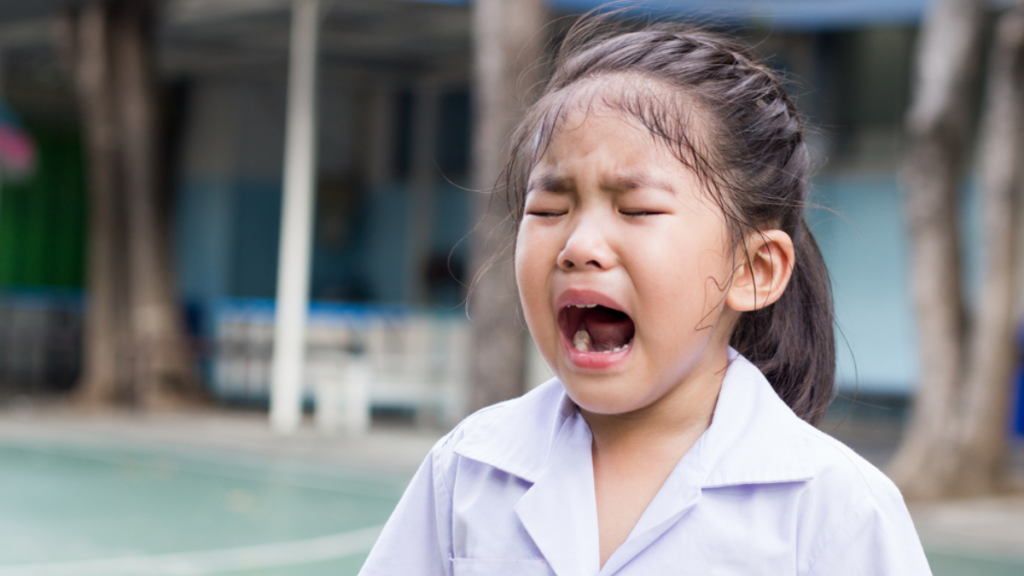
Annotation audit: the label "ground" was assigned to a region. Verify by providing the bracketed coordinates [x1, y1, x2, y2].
[0, 398, 1022, 575]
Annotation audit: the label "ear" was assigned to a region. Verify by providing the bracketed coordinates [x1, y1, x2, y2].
[726, 229, 795, 312]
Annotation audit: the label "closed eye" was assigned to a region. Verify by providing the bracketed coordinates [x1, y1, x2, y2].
[525, 210, 566, 218]
[619, 210, 665, 217]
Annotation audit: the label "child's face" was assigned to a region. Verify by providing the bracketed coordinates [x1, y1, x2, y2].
[516, 107, 738, 416]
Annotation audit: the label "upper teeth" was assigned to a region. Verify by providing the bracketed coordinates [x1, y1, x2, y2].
[568, 303, 598, 308]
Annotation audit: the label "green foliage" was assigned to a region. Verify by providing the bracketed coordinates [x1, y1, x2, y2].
[0, 126, 87, 288]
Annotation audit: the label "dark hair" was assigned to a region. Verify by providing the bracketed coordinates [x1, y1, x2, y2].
[502, 15, 835, 425]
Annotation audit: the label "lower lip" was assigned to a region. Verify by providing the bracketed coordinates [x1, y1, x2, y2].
[561, 333, 633, 370]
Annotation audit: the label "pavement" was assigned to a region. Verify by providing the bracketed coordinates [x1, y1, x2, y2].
[0, 400, 442, 477]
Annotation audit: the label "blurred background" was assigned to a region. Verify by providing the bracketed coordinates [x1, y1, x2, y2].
[0, 0, 1022, 574]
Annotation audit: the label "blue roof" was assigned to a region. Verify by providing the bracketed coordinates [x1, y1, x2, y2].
[405, 0, 939, 30]
[0, 0, 972, 31]
[548, 0, 931, 30]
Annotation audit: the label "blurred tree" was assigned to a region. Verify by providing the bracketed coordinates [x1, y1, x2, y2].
[468, 0, 548, 410]
[891, 0, 1024, 498]
[58, 0, 200, 407]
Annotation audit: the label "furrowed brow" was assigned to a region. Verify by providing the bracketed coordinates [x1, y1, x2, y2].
[528, 172, 575, 194]
[605, 173, 677, 195]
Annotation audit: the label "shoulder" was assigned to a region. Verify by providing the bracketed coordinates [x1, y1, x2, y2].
[707, 354, 925, 572]
[791, 424, 930, 574]
[713, 352, 906, 508]
[781, 418, 928, 574]
[763, 401, 926, 573]
[790, 417, 907, 512]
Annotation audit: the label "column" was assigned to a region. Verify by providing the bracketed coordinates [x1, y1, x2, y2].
[270, 0, 320, 433]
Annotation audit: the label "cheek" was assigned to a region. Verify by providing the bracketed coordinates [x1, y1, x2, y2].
[515, 226, 563, 364]
[514, 227, 548, 313]
[632, 228, 732, 335]
[514, 227, 534, 280]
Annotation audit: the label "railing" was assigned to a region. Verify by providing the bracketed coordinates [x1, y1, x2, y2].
[0, 290, 83, 396]
[211, 298, 471, 432]
[0, 294, 473, 431]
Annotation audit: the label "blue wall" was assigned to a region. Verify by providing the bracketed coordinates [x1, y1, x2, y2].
[810, 173, 984, 395]
[809, 175, 918, 394]
[175, 177, 475, 325]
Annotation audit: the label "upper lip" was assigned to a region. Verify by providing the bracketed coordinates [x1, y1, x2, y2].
[555, 288, 628, 314]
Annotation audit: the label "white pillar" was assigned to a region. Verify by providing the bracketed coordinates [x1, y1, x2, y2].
[270, 0, 320, 433]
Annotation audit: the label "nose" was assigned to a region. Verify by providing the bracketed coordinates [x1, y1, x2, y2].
[557, 215, 615, 271]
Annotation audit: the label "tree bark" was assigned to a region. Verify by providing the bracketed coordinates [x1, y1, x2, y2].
[111, 0, 200, 406]
[468, 0, 547, 410]
[62, 0, 200, 407]
[889, 0, 985, 498]
[954, 4, 1024, 495]
[62, 2, 128, 404]
[890, 0, 1024, 499]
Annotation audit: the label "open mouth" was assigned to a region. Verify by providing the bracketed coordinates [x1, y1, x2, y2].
[558, 303, 636, 354]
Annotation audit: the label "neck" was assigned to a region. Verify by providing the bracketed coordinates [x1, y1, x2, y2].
[581, 347, 728, 459]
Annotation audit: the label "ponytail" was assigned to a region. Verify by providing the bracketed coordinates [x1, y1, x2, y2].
[730, 218, 835, 425]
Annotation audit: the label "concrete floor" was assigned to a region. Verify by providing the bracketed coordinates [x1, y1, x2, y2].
[1, 398, 1023, 575]
[0, 402, 437, 575]
[0, 401, 442, 476]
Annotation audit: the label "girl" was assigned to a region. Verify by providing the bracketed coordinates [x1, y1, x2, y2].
[361, 16, 932, 576]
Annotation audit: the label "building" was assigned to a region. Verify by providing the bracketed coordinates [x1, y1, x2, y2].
[0, 0, 1017, 426]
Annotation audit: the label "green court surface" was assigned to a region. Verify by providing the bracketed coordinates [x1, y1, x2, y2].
[0, 441, 407, 575]
[1, 440, 1022, 575]
[927, 551, 1024, 576]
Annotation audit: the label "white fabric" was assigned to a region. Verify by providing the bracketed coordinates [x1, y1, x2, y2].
[360, 350, 932, 576]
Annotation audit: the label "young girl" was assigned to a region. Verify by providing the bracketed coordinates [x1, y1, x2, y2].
[361, 17, 931, 576]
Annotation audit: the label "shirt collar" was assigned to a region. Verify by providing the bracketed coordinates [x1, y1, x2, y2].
[698, 348, 815, 487]
[453, 348, 816, 487]
[452, 378, 573, 483]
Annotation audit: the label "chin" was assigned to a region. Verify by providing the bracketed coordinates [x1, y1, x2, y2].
[559, 376, 649, 416]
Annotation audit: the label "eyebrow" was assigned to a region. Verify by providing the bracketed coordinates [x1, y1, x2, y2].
[527, 172, 574, 194]
[527, 171, 677, 196]
[606, 173, 677, 195]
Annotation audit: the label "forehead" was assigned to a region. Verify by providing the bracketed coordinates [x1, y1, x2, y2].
[530, 75, 712, 174]
[537, 109, 670, 168]
[530, 112, 706, 197]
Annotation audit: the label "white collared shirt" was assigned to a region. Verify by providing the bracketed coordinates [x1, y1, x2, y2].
[360, 351, 933, 576]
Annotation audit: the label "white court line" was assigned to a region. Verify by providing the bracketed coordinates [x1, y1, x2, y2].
[0, 525, 384, 576]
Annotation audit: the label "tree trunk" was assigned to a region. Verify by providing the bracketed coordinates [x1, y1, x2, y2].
[889, 0, 985, 499]
[890, 0, 1024, 499]
[111, 0, 200, 406]
[62, 2, 128, 404]
[468, 0, 547, 410]
[954, 4, 1024, 495]
[62, 0, 200, 407]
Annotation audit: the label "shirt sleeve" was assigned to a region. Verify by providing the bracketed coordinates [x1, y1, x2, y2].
[359, 437, 455, 576]
[802, 491, 933, 576]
